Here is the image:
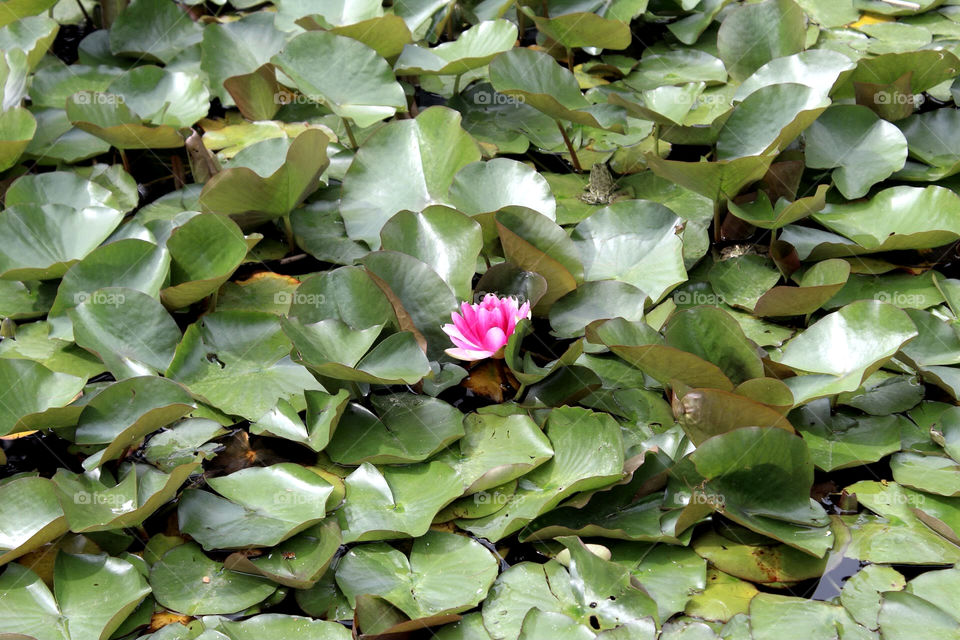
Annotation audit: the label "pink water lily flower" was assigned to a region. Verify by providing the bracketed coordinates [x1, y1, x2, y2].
[442, 294, 531, 361]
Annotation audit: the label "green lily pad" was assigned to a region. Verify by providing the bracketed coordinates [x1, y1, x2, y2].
[878, 591, 960, 639]
[674, 387, 794, 445]
[52, 460, 199, 531]
[198, 128, 329, 227]
[684, 569, 758, 623]
[251, 389, 351, 452]
[337, 461, 463, 542]
[458, 406, 624, 541]
[161, 213, 249, 308]
[611, 542, 707, 621]
[0, 279, 56, 320]
[47, 239, 170, 340]
[340, 106, 481, 249]
[890, 452, 960, 496]
[166, 310, 324, 420]
[0, 475, 67, 565]
[107, 66, 209, 128]
[0, 553, 151, 640]
[336, 530, 498, 622]
[447, 158, 557, 220]
[143, 418, 228, 471]
[272, 30, 406, 128]
[363, 249, 459, 359]
[66, 92, 185, 149]
[69, 287, 181, 379]
[664, 306, 765, 385]
[204, 613, 352, 640]
[549, 280, 647, 339]
[571, 199, 686, 303]
[0, 359, 84, 436]
[716, 83, 829, 161]
[840, 564, 906, 630]
[791, 400, 903, 471]
[224, 518, 342, 588]
[435, 408, 554, 494]
[395, 20, 517, 75]
[0, 320, 104, 378]
[481, 541, 658, 640]
[529, 11, 631, 50]
[150, 542, 276, 615]
[0, 201, 125, 280]
[200, 12, 287, 106]
[707, 254, 781, 311]
[589, 317, 734, 390]
[496, 206, 583, 312]
[733, 49, 856, 103]
[0, 0, 55, 28]
[804, 105, 908, 198]
[688, 427, 832, 554]
[749, 594, 850, 640]
[726, 184, 830, 231]
[179, 463, 335, 549]
[287, 265, 394, 327]
[475, 263, 548, 311]
[0, 106, 35, 170]
[775, 300, 918, 394]
[846, 50, 960, 94]
[841, 482, 960, 564]
[716, 0, 806, 81]
[109, 0, 203, 63]
[284, 317, 431, 385]
[380, 207, 483, 300]
[692, 529, 827, 584]
[489, 48, 625, 130]
[753, 259, 851, 317]
[74, 375, 194, 466]
[645, 154, 773, 201]
[325, 393, 464, 464]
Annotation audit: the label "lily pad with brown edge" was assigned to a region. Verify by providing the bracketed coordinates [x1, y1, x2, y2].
[198, 128, 329, 228]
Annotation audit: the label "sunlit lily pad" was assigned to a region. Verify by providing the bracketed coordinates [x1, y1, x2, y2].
[179, 463, 335, 549]
[0, 553, 151, 640]
[336, 530, 498, 624]
[150, 543, 276, 615]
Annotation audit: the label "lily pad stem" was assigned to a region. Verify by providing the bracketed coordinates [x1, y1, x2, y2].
[556, 121, 582, 173]
[282, 213, 295, 251]
[342, 118, 358, 149]
[713, 198, 722, 243]
[453, 73, 462, 95]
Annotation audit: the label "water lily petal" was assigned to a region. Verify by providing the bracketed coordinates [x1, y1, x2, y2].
[445, 346, 497, 361]
[482, 326, 508, 352]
